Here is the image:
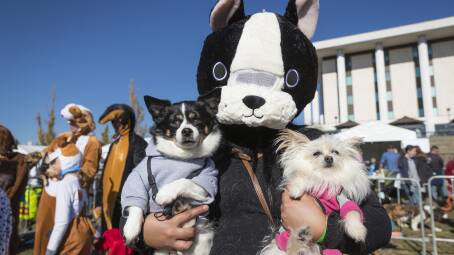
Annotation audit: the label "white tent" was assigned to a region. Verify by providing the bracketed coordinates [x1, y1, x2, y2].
[335, 121, 417, 143]
[15, 144, 45, 155]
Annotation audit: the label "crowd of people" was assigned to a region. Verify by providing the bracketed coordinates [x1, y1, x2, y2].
[366, 144, 454, 210]
[1, 105, 453, 254]
[0, 102, 149, 255]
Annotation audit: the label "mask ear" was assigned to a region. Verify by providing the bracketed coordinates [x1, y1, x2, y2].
[143, 95, 171, 120]
[210, 0, 245, 31]
[284, 0, 319, 39]
[197, 88, 221, 116]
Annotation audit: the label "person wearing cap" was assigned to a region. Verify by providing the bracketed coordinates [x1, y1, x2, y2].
[94, 104, 147, 253]
[43, 142, 93, 255]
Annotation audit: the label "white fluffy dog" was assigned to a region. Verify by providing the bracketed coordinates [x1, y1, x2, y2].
[261, 129, 370, 255]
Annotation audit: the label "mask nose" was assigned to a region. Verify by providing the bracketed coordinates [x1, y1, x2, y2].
[181, 128, 193, 137]
[242, 95, 265, 110]
[324, 156, 333, 166]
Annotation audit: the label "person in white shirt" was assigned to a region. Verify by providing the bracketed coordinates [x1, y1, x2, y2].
[44, 142, 93, 255]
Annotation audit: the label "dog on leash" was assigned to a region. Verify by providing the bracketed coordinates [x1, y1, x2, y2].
[261, 129, 370, 255]
[121, 91, 221, 255]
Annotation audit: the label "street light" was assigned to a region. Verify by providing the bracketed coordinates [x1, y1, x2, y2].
[447, 107, 451, 122]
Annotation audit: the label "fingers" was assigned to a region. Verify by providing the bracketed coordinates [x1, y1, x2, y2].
[174, 226, 196, 240]
[171, 205, 208, 225]
[173, 240, 194, 251]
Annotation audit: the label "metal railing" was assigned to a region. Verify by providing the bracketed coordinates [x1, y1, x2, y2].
[369, 176, 428, 255]
[427, 176, 454, 255]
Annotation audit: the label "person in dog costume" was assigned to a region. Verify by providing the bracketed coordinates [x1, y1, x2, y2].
[34, 103, 101, 255]
[95, 104, 148, 254]
[138, 1, 391, 254]
[43, 141, 93, 255]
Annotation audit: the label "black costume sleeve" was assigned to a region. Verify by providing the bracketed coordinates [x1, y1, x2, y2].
[132, 134, 148, 167]
[323, 192, 391, 254]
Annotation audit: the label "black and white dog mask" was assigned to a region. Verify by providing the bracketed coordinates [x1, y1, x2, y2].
[197, 0, 319, 130]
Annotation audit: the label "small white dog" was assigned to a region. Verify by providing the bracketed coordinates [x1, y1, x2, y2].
[261, 129, 370, 255]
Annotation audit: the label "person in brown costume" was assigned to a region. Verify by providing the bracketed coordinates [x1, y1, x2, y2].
[34, 103, 101, 255]
[0, 125, 28, 255]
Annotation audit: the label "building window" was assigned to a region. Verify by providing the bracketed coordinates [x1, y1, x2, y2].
[372, 55, 380, 120]
[412, 46, 424, 117]
[346, 56, 354, 121]
[428, 44, 438, 116]
[388, 112, 394, 119]
[384, 50, 394, 119]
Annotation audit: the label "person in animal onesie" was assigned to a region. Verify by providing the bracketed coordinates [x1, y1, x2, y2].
[136, 1, 391, 254]
[95, 104, 148, 254]
[34, 103, 101, 255]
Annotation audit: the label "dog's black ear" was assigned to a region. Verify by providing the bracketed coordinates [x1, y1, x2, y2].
[197, 88, 221, 116]
[210, 0, 245, 31]
[284, 0, 319, 39]
[144, 95, 171, 120]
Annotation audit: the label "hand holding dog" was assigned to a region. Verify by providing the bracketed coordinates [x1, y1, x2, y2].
[281, 191, 326, 241]
[143, 205, 208, 251]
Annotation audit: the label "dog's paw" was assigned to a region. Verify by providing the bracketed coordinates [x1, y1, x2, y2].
[297, 225, 312, 243]
[344, 211, 367, 242]
[287, 181, 304, 199]
[155, 186, 178, 206]
[123, 207, 144, 244]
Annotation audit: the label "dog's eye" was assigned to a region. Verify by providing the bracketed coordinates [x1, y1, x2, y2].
[313, 151, 322, 157]
[213, 62, 228, 81]
[176, 115, 184, 121]
[332, 150, 339, 155]
[285, 69, 300, 88]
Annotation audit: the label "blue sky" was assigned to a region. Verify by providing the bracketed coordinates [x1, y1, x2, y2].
[1, 0, 453, 144]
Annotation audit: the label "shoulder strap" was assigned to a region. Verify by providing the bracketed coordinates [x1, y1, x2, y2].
[236, 152, 276, 227]
[147, 156, 158, 200]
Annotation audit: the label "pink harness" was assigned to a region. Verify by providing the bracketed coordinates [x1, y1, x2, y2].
[275, 191, 363, 255]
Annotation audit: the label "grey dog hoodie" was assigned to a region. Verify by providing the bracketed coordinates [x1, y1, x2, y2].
[121, 139, 218, 214]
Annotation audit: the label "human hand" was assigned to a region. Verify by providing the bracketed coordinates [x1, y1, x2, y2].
[143, 205, 208, 251]
[281, 190, 327, 241]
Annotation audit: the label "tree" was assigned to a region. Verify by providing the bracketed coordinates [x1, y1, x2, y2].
[36, 89, 57, 145]
[101, 125, 111, 145]
[129, 79, 147, 137]
[36, 113, 46, 146]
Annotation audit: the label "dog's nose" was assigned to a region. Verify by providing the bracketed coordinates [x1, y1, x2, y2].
[182, 128, 193, 137]
[242, 95, 265, 110]
[324, 156, 333, 165]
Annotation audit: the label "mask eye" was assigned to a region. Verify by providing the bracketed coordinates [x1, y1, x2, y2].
[213, 62, 228, 81]
[313, 151, 322, 157]
[332, 150, 339, 155]
[285, 69, 300, 88]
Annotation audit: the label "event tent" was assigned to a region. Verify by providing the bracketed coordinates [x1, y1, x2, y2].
[335, 121, 417, 143]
